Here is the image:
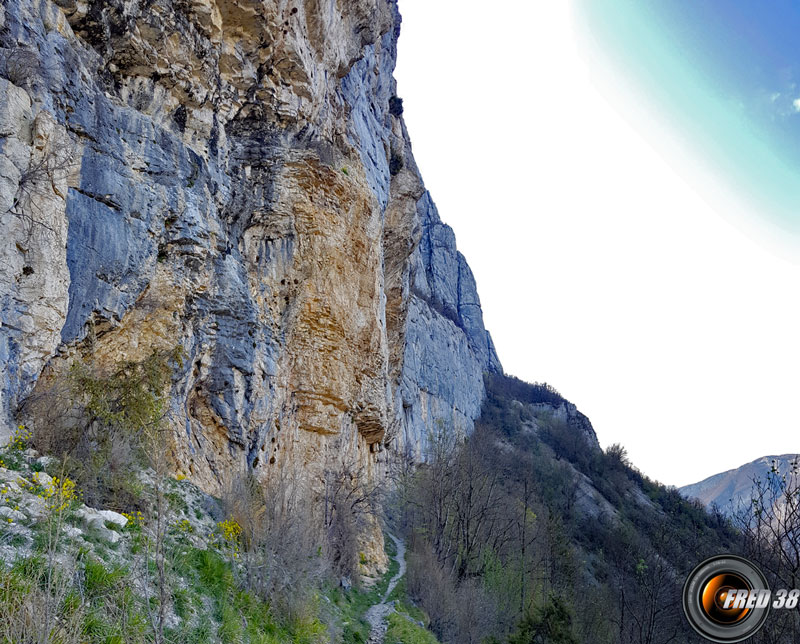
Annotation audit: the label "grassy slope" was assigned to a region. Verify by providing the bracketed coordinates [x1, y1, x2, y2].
[0, 429, 441, 644]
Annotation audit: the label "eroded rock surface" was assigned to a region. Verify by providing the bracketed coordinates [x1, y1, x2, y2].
[0, 0, 501, 565]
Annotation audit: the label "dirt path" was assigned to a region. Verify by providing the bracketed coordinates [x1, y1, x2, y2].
[365, 533, 406, 644]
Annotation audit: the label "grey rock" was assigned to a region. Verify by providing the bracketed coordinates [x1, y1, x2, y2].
[31, 471, 53, 488]
[74, 507, 125, 543]
[95, 508, 128, 528]
[35, 455, 56, 468]
[397, 192, 501, 458]
[20, 496, 47, 519]
[0, 505, 25, 521]
[0, 0, 503, 557]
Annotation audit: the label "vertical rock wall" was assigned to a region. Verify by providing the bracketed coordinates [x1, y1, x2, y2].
[396, 192, 502, 460]
[0, 0, 501, 563]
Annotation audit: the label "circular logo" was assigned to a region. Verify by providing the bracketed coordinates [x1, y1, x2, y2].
[683, 555, 770, 642]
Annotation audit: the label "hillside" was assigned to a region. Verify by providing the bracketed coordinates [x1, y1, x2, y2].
[679, 454, 799, 512]
[394, 373, 740, 643]
[0, 428, 443, 643]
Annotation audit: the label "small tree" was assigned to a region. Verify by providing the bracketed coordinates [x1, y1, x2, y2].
[606, 443, 630, 468]
[222, 467, 326, 621]
[65, 347, 183, 644]
[508, 595, 579, 644]
[323, 460, 384, 581]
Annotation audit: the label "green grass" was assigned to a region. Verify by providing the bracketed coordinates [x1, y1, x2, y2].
[1, 530, 329, 644]
[386, 574, 405, 603]
[166, 489, 189, 513]
[382, 538, 439, 642]
[173, 587, 192, 620]
[394, 598, 427, 627]
[333, 536, 401, 644]
[179, 545, 318, 644]
[385, 611, 441, 644]
[0, 441, 361, 644]
[83, 558, 128, 598]
[385, 535, 397, 559]
[333, 533, 440, 644]
[331, 583, 374, 644]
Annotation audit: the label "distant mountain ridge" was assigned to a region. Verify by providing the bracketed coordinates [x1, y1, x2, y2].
[679, 454, 799, 512]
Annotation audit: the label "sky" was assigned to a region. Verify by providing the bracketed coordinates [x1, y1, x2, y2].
[393, 1, 800, 487]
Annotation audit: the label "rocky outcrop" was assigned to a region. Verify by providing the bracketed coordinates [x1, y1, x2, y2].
[396, 192, 501, 460]
[0, 0, 500, 565]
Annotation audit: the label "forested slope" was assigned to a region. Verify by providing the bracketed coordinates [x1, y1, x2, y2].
[396, 373, 740, 644]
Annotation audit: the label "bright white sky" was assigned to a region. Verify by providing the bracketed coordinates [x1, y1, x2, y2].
[394, 0, 800, 487]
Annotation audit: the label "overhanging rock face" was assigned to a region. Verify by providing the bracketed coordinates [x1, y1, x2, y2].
[0, 0, 501, 559]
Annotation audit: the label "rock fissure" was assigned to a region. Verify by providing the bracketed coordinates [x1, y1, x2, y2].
[1, 0, 501, 568]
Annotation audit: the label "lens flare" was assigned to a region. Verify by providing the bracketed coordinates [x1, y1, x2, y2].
[700, 573, 751, 624]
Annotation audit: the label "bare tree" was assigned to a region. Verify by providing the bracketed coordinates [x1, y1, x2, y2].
[0, 46, 40, 87]
[223, 464, 327, 621]
[4, 126, 75, 241]
[323, 459, 385, 581]
[734, 460, 800, 642]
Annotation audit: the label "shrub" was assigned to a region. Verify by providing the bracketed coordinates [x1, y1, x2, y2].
[508, 595, 578, 644]
[1, 47, 40, 86]
[388, 96, 404, 116]
[386, 611, 440, 644]
[484, 373, 565, 407]
[222, 469, 327, 623]
[27, 347, 183, 509]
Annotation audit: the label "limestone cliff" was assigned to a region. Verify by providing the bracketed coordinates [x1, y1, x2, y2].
[0, 0, 500, 563]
